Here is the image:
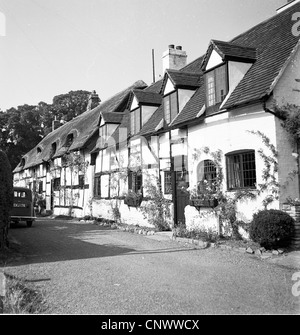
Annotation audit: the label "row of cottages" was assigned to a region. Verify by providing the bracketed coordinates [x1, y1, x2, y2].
[13, 1, 300, 233]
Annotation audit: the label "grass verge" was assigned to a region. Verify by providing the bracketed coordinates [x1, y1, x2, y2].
[2, 274, 48, 314]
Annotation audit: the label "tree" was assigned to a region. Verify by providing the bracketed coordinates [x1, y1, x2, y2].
[0, 150, 13, 249]
[0, 90, 91, 169]
[50, 90, 90, 122]
[0, 105, 43, 169]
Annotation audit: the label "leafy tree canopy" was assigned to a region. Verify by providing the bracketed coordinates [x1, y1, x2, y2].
[0, 90, 91, 169]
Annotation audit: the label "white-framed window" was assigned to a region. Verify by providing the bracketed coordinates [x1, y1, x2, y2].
[205, 64, 228, 107]
[164, 91, 178, 124]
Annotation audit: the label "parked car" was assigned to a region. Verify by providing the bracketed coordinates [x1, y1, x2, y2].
[10, 187, 36, 227]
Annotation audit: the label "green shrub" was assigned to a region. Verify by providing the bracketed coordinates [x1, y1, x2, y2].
[249, 209, 295, 249]
[0, 150, 13, 249]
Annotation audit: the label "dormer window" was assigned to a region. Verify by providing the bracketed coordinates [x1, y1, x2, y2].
[65, 133, 74, 147]
[37, 147, 42, 154]
[130, 90, 162, 135]
[205, 64, 228, 107]
[50, 142, 57, 158]
[130, 108, 141, 135]
[164, 91, 178, 124]
[99, 125, 107, 140]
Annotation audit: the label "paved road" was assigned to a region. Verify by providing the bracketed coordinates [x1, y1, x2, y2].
[2, 218, 300, 314]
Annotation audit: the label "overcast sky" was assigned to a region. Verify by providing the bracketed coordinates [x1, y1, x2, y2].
[0, 0, 285, 111]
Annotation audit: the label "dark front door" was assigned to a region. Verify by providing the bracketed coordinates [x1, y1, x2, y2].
[175, 171, 189, 226]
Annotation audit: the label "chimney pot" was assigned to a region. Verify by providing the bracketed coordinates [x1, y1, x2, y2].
[176, 46, 182, 50]
[168, 44, 175, 49]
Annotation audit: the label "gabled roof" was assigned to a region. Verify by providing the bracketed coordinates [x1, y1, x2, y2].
[161, 69, 202, 93]
[139, 105, 164, 136]
[14, 80, 147, 172]
[100, 111, 125, 124]
[161, 2, 300, 128]
[222, 2, 300, 109]
[132, 89, 162, 106]
[170, 80, 206, 128]
[201, 40, 257, 70]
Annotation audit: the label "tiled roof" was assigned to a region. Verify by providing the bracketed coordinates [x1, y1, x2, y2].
[101, 111, 125, 124]
[139, 57, 206, 136]
[164, 69, 202, 90]
[144, 79, 164, 93]
[166, 2, 300, 127]
[14, 80, 147, 172]
[170, 79, 206, 127]
[132, 89, 162, 106]
[138, 105, 164, 136]
[201, 40, 257, 69]
[223, 3, 300, 109]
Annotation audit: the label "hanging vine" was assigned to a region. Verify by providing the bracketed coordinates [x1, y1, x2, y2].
[248, 130, 279, 208]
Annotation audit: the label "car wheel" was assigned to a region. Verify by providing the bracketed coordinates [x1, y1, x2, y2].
[27, 221, 33, 228]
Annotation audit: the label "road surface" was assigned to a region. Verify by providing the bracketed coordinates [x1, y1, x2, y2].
[3, 218, 300, 314]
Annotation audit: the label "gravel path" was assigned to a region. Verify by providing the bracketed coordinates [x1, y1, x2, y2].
[3, 218, 300, 314]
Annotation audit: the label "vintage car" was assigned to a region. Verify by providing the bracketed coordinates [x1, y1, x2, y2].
[10, 187, 36, 227]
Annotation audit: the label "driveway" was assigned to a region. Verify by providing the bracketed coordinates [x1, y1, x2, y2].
[2, 218, 300, 314]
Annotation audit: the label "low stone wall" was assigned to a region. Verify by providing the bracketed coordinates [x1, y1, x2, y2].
[185, 205, 219, 232]
[53, 206, 84, 218]
[91, 199, 154, 228]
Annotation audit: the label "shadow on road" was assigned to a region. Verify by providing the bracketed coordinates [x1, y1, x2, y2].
[4, 219, 194, 267]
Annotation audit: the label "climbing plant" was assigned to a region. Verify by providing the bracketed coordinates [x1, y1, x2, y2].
[190, 146, 256, 237]
[140, 173, 171, 231]
[248, 130, 280, 208]
[61, 151, 89, 216]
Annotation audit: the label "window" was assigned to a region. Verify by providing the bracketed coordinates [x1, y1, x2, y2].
[226, 150, 256, 190]
[164, 171, 172, 194]
[128, 170, 143, 194]
[38, 181, 43, 194]
[79, 175, 85, 188]
[90, 153, 97, 166]
[94, 175, 101, 197]
[205, 64, 228, 107]
[164, 91, 178, 124]
[50, 142, 57, 158]
[94, 174, 110, 198]
[53, 178, 61, 191]
[197, 160, 217, 192]
[130, 108, 141, 135]
[65, 134, 74, 147]
[99, 125, 107, 141]
[14, 191, 26, 198]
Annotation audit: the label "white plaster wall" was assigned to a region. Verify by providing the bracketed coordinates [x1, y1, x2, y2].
[221, 61, 252, 108]
[91, 199, 153, 227]
[205, 49, 223, 71]
[164, 78, 175, 95]
[186, 104, 279, 230]
[272, 44, 300, 107]
[178, 89, 195, 113]
[141, 106, 156, 127]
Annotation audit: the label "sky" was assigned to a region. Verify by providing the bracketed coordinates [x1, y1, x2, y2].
[0, 0, 286, 111]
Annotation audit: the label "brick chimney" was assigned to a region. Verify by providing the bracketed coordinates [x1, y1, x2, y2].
[87, 90, 101, 111]
[162, 45, 187, 73]
[52, 116, 61, 132]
